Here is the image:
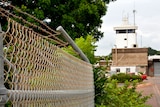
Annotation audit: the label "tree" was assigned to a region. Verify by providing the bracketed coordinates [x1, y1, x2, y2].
[148, 47, 160, 56]
[11, 0, 114, 41]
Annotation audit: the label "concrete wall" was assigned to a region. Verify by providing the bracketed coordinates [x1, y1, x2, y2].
[111, 48, 148, 74]
[112, 48, 148, 67]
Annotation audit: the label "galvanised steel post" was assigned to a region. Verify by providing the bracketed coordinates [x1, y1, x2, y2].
[0, 24, 8, 107]
[56, 26, 90, 63]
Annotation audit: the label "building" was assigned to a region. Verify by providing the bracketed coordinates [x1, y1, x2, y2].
[114, 17, 138, 48]
[148, 55, 160, 76]
[110, 17, 148, 75]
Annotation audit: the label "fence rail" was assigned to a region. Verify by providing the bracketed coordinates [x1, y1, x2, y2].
[0, 10, 94, 106]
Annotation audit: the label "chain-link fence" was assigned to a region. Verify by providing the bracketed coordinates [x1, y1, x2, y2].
[0, 4, 94, 106]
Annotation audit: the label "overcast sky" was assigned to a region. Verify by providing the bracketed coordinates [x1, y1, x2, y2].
[95, 0, 160, 56]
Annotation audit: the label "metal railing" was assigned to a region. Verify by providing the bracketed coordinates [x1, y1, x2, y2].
[0, 11, 94, 107]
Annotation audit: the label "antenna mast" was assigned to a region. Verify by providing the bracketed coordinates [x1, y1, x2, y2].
[133, 0, 136, 25]
[133, 10, 136, 26]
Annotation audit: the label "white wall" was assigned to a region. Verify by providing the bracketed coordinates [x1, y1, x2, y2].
[116, 33, 137, 48]
[111, 66, 138, 75]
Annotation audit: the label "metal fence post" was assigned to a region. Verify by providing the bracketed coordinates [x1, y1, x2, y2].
[0, 24, 7, 107]
[56, 26, 90, 63]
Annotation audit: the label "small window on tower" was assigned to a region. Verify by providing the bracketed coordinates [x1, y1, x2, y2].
[133, 44, 137, 47]
[116, 30, 127, 34]
[124, 38, 127, 40]
[128, 29, 135, 33]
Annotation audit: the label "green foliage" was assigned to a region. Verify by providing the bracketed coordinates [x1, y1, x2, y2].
[94, 66, 108, 105]
[10, 0, 114, 41]
[38, 0, 51, 9]
[94, 67, 151, 107]
[111, 73, 142, 83]
[63, 35, 96, 64]
[5, 101, 12, 107]
[148, 47, 160, 55]
[131, 75, 143, 82]
[99, 79, 152, 107]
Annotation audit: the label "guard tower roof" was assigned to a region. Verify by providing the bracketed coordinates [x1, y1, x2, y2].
[114, 17, 138, 30]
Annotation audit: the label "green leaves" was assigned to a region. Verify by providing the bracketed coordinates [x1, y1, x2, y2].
[63, 35, 96, 64]
[96, 78, 152, 107]
[11, 0, 113, 41]
[94, 67, 108, 106]
[38, 0, 51, 9]
[111, 73, 143, 83]
[148, 47, 160, 55]
[94, 67, 151, 107]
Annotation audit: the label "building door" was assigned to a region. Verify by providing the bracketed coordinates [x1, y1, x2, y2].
[154, 62, 160, 76]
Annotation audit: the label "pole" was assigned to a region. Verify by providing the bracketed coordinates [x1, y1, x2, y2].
[114, 45, 117, 66]
[133, 10, 136, 26]
[0, 24, 7, 107]
[56, 26, 90, 63]
[141, 35, 142, 47]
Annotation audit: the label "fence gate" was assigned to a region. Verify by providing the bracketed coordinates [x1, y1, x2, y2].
[0, 3, 94, 107]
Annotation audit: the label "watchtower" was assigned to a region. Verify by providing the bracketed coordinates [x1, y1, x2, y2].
[114, 17, 138, 48]
[111, 17, 148, 75]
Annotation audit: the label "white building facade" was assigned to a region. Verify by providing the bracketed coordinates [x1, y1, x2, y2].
[110, 17, 148, 74]
[114, 17, 138, 48]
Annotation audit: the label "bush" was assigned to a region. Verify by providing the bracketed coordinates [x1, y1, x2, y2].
[99, 79, 152, 107]
[111, 73, 142, 83]
[94, 67, 108, 105]
[131, 75, 143, 82]
[94, 68, 151, 107]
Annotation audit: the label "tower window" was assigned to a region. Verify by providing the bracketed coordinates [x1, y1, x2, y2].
[133, 44, 137, 47]
[116, 29, 135, 34]
[128, 29, 135, 33]
[116, 30, 127, 34]
[124, 38, 127, 40]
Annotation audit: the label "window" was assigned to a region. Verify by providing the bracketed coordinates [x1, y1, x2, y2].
[128, 29, 135, 33]
[116, 68, 120, 73]
[116, 29, 135, 34]
[124, 38, 127, 40]
[126, 68, 130, 73]
[133, 44, 137, 47]
[116, 30, 127, 34]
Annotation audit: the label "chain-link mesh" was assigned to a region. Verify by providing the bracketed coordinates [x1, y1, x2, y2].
[3, 18, 94, 107]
